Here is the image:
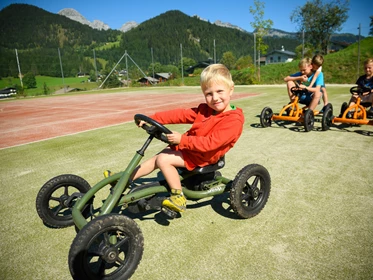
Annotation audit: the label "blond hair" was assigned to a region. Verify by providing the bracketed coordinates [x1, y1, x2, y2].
[364, 58, 373, 65]
[298, 57, 312, 68]
[200, 64, 234, 91]
[312, 54, 324, 67]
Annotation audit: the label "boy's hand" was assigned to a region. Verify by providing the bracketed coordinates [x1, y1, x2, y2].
[301, 75, 308, 82]
[137, 120, 146, 127]
[166, 131, 182, 145]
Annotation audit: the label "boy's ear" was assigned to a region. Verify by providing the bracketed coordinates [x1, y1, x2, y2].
[229, 85, 234, 96]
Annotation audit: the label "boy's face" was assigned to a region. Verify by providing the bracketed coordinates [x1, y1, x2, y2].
[311, 63, 318, 71]
[364, 62, 373, 77]
[202, 81, 233, 113]
[299, 63, 313, 76]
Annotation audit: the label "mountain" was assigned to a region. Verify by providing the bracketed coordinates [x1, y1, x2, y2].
[58, 8, 110, 31]
[0, 4, 358, 79]
[119, 21, 139, 32]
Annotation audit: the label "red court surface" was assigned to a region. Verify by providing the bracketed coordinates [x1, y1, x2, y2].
[0, 91, 256, 149]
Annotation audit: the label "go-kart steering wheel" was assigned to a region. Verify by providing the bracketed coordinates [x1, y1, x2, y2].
[291, 86, 308, 96]
[134, 114, 172, 144]
[350, 86, 371, 95]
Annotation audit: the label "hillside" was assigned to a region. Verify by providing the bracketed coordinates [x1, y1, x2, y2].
[259, 37, 373, 84]
[0, 4, 301, 78]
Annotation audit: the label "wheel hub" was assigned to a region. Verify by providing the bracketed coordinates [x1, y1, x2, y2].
[250, 187, 259, 199]
[102, 246, 118, 263]
[60, 194, 70, 207]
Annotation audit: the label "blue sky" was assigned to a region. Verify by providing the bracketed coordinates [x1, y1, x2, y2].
[0, 0, 371, 36]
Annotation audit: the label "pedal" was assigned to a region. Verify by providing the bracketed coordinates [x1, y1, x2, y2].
[161, 207, 178, 219]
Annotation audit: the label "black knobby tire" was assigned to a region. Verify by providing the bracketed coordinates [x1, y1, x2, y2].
[322, 106, 333, 131]
[303, 109, 314, 132]
[260, 107, 273, 128]
[68, 214, 144, 280]
[340, 102, 348, 117]
[230, 164, 271, 219]
[36, 174, 91, 228]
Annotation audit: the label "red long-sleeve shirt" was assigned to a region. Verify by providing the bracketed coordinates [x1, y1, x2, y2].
[150, 103, 245, 170]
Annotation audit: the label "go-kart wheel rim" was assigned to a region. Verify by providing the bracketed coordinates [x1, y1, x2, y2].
[304, 110, 314, 132]
[69, 214, 144, 280]
[260, 107, 273, 127]
[230, 164, 271, 219]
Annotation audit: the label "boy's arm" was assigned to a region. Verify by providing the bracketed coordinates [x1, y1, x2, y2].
[308, 66, 322, 87]
[306, 71, 324, 93]
[284, 73, 307, 83]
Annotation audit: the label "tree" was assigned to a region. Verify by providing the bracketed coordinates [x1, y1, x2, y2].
[23, 72, 37, 88]
[294, 44, 315, 60]
[235, 55, 253, 70]
[219, 51, 236, 70]
[250, 0, 273, 56]
[250, 0, 273, 81]
[370, 15, 373, 36]
[291, 0, 349, 54]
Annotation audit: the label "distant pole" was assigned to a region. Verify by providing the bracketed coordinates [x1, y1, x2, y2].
[151, 47, 155, 79]
[302, 30, 305, 59]
[58, 48, 66, 92]
[180, 43, 184, 85]
[253, 33, 256, 74]
[214, 39, 216, 63]
[357, 23, 361, 78]
[93, 49, 98, 81]
[15, 49, 23, 88]
[99, 50, 127, 88]
[258, 49, 261, 82]
[125, 51, 129, 87]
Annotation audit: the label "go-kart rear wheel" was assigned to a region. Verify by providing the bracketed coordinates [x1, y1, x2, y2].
[322, 105, 333, 131]
[304, 109, 314, 132]
[36, 174, 91, 228]
[68, 214, 144, 280]
[340, 102, 348, 117]
[230, 164, 271, 219]
[260, 107, 273, 127]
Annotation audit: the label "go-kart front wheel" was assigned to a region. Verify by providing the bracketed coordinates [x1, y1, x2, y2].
[260, 107, 273, 127]
[68, 214, 144, 280]
[36, 174, 92, 228]
[230, 164, 271, 219]
[303, 109, 314, 132]
[322, 105, 333, 131]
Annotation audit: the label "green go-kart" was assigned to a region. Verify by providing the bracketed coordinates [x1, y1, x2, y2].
[36, 114, 271, 280]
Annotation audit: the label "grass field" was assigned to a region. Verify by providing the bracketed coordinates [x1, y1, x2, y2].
[0, 85, 372, 280]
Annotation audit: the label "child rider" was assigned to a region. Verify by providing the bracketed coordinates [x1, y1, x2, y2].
[132, 64, 245, 214]
[284, 57, 324, 111]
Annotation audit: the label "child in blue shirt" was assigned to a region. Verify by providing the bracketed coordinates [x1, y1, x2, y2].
[284, 57, 324, 111]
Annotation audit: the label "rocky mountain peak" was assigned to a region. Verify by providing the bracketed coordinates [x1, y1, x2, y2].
[58, 8, 109, 30]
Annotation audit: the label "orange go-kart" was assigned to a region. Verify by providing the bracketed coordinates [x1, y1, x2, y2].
[321, 86, 373, 130]
[260, 85, 332, 132]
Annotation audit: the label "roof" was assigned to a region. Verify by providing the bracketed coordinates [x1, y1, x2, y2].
[266, 49, 295, 57]
[155, 73, 171, 79]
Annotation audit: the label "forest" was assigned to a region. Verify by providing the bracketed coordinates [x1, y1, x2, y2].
[0, 4, 303, 79]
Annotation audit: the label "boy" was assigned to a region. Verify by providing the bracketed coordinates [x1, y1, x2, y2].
[131, 64, 244, 213]
[284, 57, 324, 111]
[346, 58, 373, 117]
[308, 54, 329, 110]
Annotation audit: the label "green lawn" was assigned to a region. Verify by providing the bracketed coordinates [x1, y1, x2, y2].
[0, 85, 372, 279]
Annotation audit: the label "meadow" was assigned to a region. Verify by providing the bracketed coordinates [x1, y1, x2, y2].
[0, 84, 372, 279]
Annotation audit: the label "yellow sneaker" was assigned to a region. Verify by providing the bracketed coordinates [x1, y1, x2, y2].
[162, 189, 186, 213]
[103, 170, 116, 187]
[103, 170, 112, 178]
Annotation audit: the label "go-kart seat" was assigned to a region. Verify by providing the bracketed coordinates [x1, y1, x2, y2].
[178, 156, 225, 175]
[361, 102, 372, 108]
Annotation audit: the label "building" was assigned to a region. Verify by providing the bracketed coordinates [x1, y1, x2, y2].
[265, 46, 295, 65]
